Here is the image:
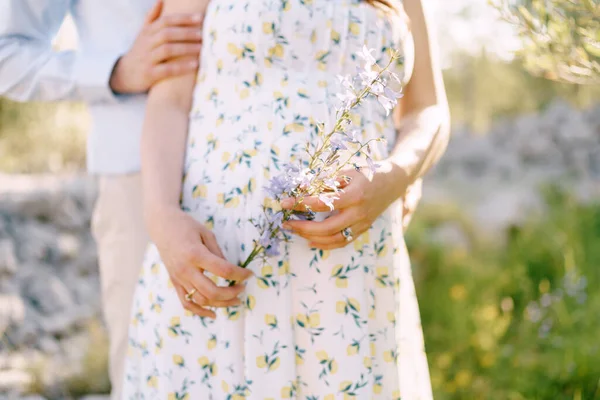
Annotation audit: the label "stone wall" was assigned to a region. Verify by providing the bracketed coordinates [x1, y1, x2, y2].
[0, 100, 598, 398]
[0, 176, 101, 398]
[425, 101, 600, 231]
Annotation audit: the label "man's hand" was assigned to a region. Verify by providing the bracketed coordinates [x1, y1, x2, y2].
[148, 207, 253, 319]
[109, 0, 203, 94]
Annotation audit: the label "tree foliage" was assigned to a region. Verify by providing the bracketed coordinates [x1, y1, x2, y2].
[490, 0, 600, 84]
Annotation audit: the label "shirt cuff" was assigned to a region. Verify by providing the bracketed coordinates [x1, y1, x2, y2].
[72, 50, 123, 105]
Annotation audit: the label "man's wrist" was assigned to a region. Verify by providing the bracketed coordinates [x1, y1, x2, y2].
[108, 56, 127, 94]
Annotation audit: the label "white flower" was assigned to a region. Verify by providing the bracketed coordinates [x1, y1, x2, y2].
[357, 45, 377, 67]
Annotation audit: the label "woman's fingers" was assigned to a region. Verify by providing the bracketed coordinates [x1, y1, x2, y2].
[185, 266, 246, 303]
[173, 282, 216, 319]
[183, 283, 242, 308]
[201, 230, 226, 259]
[307, 223, 368, 249]
[192, 247, 253, 283]
[280, 172, 365, 212]
[283, 208, 360, 238]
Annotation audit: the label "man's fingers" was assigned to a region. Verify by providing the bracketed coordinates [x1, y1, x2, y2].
[199, 251, 253, 283]
[284, 209, 359, 237]
[144, 0, 163, 25]
[174, 283, 216, 319]
[186, 266, 247, 303]
[150, 58, 199, 82]
[151, 27, 203, 48]
[151, 43, 202, 64]
[151, 13, 203, 34]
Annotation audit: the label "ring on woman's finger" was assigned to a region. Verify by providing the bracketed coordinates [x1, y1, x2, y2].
[184, 288, 197, 302]
[341, 227, 354, 242]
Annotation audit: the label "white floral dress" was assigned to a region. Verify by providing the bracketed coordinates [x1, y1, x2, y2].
[122, 0, 433, 399]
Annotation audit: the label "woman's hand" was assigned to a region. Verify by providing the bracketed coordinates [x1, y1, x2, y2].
[280, 161, 409, 250]
[147, 207, 253, 318]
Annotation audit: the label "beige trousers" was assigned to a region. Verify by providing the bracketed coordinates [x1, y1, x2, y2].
[91, 173, 148, 400]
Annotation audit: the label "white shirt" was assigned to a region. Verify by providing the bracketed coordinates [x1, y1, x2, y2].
[0, 0, 154, 174]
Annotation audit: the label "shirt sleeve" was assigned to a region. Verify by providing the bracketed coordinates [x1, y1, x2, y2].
[0, 0, 122, 104]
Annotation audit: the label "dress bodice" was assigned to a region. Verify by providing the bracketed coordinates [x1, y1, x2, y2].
[198, 0, 410, 83]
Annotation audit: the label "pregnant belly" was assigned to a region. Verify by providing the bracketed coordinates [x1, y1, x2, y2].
[181, 73, 395, 220]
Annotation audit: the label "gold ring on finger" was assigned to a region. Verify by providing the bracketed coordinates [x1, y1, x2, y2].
[185, 288, 197, 302]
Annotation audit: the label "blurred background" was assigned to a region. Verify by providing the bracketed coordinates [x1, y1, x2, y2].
[1, 0, 599, 399]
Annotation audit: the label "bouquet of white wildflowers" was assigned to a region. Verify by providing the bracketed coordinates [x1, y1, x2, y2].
[238, 47, 403, 271]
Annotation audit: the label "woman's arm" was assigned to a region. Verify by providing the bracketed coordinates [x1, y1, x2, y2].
[281, 0, 450, 248]
[143, 0, 251, 317]
[388, 0, 450, 191]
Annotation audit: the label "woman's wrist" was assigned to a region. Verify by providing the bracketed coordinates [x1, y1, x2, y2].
[144, 201, 183, 237]
[376, 159, 411, 205]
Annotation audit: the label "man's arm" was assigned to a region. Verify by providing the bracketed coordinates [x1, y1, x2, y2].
[0, 0, 204, 103]
[0, 0, 119, 103]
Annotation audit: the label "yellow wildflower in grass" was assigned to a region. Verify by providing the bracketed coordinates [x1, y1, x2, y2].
[450, 284, 467, 301]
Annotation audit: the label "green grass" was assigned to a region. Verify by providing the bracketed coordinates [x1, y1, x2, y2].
[410, 188, 600, 399]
